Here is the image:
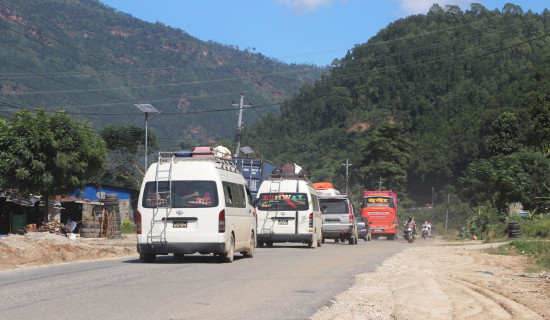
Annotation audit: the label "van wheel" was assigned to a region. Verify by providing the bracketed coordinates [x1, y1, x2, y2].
[140, 253, 156, 263]
[224, 234, 235, 263]
[243, 233, 255, 258]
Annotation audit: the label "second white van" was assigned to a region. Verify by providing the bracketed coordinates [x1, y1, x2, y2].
[256, 163, 322, 248]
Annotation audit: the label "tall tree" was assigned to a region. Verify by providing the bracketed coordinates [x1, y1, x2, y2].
[0, 109, 107, 222]
[358, 122, 411, 194]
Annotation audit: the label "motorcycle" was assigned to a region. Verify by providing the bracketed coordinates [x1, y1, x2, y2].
[421, 227, 429, 239]
[404, 227, 415, 243]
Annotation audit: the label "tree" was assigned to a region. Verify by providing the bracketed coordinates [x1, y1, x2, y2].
[358, 122, 411, 195]
[459, 151, 547, 215]
[99, 124, 158, 189]
[528, 99, 550, 153]
[0, 109, 107, 223]
[486, 112, 520, 156]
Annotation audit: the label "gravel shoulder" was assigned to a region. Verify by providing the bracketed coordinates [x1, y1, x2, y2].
[311, 239, 549, 320]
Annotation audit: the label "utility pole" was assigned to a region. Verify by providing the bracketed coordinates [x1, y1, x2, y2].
[232, 93, 252, 157]
[378, 177, 384, 190]
[445, 193, 450, 230]
[341, 159, 352, 195]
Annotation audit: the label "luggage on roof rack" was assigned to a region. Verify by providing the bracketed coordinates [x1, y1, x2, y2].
[313, 182, 333, 190]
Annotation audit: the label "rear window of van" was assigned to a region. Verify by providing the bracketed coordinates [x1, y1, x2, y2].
[142, 181, 218, 208]
[257, 193, 309, 211]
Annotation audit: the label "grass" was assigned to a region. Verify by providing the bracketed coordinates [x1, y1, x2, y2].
[486, 240, 550, 272]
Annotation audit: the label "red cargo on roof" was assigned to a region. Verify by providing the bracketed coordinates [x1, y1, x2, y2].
[313, 182, 333, 190]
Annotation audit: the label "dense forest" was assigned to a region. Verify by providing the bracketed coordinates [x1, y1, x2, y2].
[242, 3, 550, 227]
[2, 1, 550, 231]
[0, 0, 322, 147]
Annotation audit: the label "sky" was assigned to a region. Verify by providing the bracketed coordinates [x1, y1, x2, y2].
[101, 0, 548, 66]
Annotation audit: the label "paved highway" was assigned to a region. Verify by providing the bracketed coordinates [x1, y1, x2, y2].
[0, 239, 413, 320]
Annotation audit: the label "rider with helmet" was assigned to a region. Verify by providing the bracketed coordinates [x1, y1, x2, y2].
[403, 216, 417, 235]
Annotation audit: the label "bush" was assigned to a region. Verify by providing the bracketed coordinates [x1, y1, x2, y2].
[121, 220, 136, 234]
[519, 216, 550, 238]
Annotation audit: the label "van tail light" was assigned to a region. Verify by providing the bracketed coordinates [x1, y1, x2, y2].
[136, 210, 142, 234]
[349, 213, 354, 223]
[309, 213, 313, 227]
[218, 209, 226, 233]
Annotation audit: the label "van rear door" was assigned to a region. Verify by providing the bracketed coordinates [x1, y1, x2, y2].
[141, 180, 220, 243]
[257, 192, 309, 234]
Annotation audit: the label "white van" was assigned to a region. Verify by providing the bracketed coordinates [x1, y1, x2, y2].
[136, 148, 257, 263]
[255, 163, 323, 248]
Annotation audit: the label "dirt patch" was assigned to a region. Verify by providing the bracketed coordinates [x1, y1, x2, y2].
[312, 240, 549, 320]
[0, 232, 136, 271]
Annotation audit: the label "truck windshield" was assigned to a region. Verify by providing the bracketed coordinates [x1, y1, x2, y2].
[257, 193, 309, 211]
[142, 181, 218, 208]
[361, 197, 395, 209]
[320, 199, 349, 214]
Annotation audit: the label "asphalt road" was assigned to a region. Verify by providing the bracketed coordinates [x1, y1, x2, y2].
[0, 238, 413, 320]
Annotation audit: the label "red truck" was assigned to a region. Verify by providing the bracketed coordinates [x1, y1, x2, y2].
[361, 190, 398, 240]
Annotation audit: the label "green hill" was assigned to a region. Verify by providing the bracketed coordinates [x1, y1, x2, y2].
[243, 4, 550, 209]
[0, 0, 322, 147]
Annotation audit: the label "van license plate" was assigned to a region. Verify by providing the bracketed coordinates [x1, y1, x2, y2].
[278, 220, 288, 225]
[173, 221, 187, 228]
[373, 229, 384, 232]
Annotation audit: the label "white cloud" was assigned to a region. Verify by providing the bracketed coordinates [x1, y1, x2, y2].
[398, 0, 472, 15]
[275, 0, 331, 15]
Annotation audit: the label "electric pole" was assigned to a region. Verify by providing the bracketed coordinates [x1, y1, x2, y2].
[341, 159, 352, 195]
[232, 93, 252, 157]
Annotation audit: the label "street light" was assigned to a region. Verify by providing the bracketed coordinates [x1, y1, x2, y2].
[134, 104, 163, 172]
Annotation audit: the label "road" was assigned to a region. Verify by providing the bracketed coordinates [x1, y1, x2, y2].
[0, 238, 414, 320]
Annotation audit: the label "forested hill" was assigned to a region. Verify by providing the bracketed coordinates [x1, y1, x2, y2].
[0, 0, 322, 146]
[243, 3, 550, 207]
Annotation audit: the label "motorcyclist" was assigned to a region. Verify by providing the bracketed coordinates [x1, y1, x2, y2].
[403, 216, 417, 235]
[421, 220, 432, 237]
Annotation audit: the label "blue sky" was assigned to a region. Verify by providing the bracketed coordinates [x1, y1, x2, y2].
[100, 0, 548, 66]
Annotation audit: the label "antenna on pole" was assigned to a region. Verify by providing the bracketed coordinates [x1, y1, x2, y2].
[232, 93, 252, 157]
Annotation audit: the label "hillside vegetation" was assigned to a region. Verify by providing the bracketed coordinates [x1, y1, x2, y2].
[243, 4, 550, 227]
[0, 0, 322, 146]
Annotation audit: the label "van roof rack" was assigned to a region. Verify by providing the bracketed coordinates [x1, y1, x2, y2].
[156, 149, 238, 173]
